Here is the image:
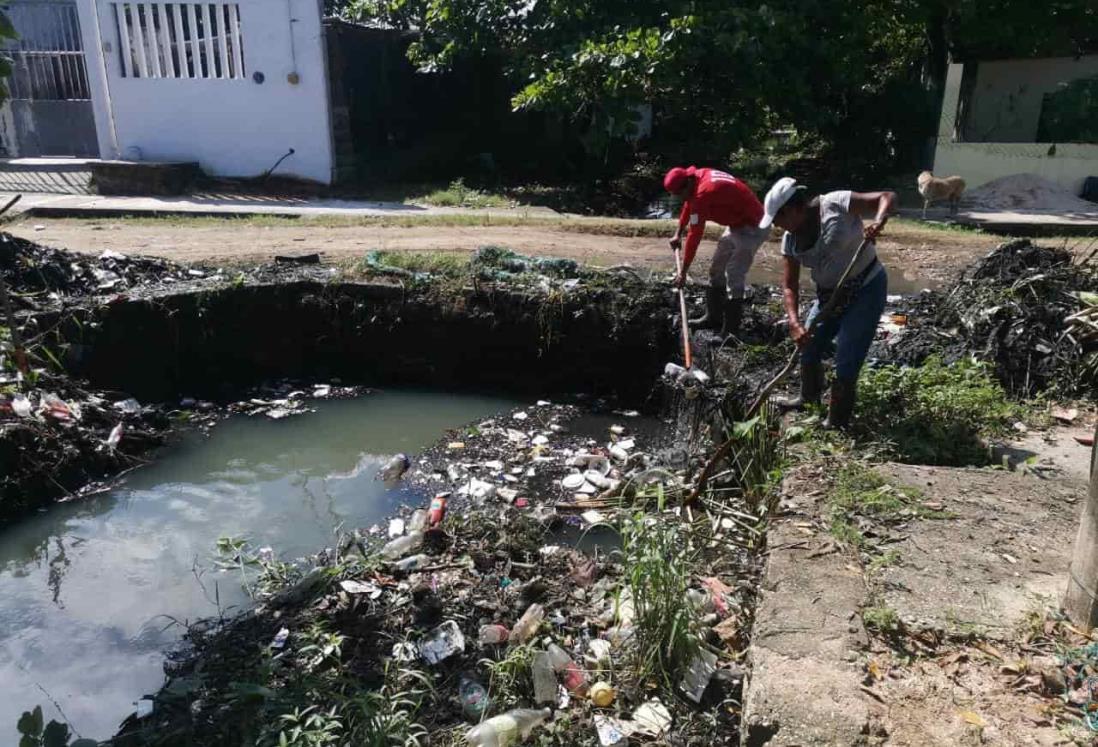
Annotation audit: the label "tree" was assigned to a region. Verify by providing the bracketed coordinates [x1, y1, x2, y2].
[345, 0, 1096, 177]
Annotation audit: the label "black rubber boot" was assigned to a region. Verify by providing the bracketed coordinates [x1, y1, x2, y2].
[776, 362, 825, 411]
[824, 377, 858, 429]
[689, 285, 725, 330]
[722, 298, 744, 338]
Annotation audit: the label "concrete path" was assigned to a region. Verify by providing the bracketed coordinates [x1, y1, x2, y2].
[0, 190, 560, 220]
[899, 206, 1098, 235]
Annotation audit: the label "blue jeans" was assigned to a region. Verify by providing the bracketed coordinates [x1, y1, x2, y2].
[801, 268, 888, 381]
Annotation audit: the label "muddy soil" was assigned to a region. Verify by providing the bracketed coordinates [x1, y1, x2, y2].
[9, 217, 1004, 291]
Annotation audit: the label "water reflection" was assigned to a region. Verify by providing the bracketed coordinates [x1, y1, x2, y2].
[0, 390, 516, 742]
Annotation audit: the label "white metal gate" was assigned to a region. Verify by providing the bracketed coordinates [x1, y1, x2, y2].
[0, 0, 98, 156]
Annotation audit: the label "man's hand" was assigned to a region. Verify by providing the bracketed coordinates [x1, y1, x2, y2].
[790, 323, 809, 349]
[672, 272, 686, 289]
[668, 236, 683, 252]
[864, 218, 888, 241]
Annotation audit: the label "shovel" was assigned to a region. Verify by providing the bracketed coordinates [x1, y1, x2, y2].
[668, 246, 709, 386]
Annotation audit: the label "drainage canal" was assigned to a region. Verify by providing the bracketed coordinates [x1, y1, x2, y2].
[0, 390, 521, 742]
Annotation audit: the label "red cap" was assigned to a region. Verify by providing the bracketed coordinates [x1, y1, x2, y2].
[663, 166, 697, 193]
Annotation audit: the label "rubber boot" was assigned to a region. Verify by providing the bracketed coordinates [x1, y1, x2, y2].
[722, 298, 744, 338]
[824, 378, 858, 430]
[776, 362, 825, 411]
[689, 285, 725, 330]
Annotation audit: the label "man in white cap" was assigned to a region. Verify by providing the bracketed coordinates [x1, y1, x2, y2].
[759, 177, 896, 428]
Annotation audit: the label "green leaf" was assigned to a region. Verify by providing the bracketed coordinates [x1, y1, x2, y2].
[732, 416, 762, 439]
[17, 706, 44, 737]
[19, 736, 37, 747]
[42, 721, 70, 747]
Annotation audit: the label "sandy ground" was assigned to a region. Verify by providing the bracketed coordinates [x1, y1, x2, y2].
[7, 217, 1005, 292]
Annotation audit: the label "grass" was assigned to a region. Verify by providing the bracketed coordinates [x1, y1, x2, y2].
[826, 462, 951, 547]
[359, 250, 470, 276]
[414, 179, 515, 209]
[856, 357, 1021, 466]
[862, 604, 902, 634]
[618, 502, 704, 689]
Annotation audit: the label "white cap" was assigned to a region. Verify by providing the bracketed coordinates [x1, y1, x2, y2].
[759, 177, 804, 229]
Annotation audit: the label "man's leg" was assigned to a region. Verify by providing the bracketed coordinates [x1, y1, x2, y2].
[721, 227, 768, 336]
[828, 270, 889, 428]
[689, 231, 733, 329]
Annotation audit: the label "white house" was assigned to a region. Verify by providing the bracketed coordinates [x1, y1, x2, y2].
[1, 0, 338, 185]
[933, 55, 1098, 196]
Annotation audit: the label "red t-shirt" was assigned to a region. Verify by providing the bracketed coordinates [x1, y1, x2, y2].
[677, 169, 764, 267]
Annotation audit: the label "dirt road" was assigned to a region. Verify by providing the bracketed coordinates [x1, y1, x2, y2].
[9, 216, 1004, 291]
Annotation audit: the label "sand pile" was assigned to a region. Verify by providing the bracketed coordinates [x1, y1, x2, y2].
[962, 173, 1098, 213]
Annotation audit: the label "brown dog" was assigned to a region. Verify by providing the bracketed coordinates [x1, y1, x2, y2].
[917, 171, 966, 217]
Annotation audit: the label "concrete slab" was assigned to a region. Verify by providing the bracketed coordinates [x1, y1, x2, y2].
[0, 191, 561, 220]
[899, 206, 1098, 236]
[877, 463, 1085, 638]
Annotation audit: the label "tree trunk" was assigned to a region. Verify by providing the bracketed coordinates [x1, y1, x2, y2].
[1064, 422, 1098, 629]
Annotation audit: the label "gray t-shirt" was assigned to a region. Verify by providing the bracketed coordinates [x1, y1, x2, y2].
[780, 191, 880, 289]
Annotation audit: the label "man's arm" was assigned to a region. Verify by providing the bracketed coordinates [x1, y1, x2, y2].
[669, 199, 691, 250]
[850, 191, 897, 240]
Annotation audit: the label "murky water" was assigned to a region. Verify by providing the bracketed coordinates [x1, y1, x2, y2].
[0, 390, 517, 743]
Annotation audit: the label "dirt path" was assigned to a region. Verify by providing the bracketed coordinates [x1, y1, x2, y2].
[9, 217, 1004, 291]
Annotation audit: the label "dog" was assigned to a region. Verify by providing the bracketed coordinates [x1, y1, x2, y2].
[917, 171, 966, 218]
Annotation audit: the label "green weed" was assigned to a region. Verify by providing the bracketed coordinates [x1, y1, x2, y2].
[862, 605, 901, 634]
[826, 463, 949, 546]
[417, 178, 514, 209]
[857, 357, 1019, 465]
[618, 507, 702, 689]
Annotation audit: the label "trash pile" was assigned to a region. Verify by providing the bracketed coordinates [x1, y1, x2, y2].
[0, 233, 217, 301]
[122, 402, 758, 746]
[470, 245, 580, 279]
[884, 239, 1098, 397]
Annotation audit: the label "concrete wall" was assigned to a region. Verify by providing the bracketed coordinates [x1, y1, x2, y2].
[967, 55, 1098, 143]
[934, 62, 1098, 195]
[77, 0, 336, 184]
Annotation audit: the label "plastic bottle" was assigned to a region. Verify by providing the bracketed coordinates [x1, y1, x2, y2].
[392, 553, 430, 572]
[408, 509, 429, 533]
[378, 453, 411, 482]
[428, 493, 449, 527]
[459, 673, 490, 720]
[464, 708, 551, 747]
[531, 652, 557, 704]
[380, 530, 424, 560]
[478, 624, 510, 645]
[546, 643, 588, 695]
[509, 603, 545, 645]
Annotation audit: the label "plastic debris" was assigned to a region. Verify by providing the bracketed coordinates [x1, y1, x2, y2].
[478, 624, 510, 645]
[681, 648, 719, 703]
[594, 715, 630, 746]
[428, 493, 449, 527]
[135, 699, 154, 719]
[465, 707, 551, 747]
[391, 642, 417, 662]
[11, 394, 32, 418]
[587, 639, 613, 666]
[340, 580, 383, 599]
[459, 673, 490, 721]
[106, 423, 124, 450]
[510, 603, 545, 645]
[513, 411, 529, 421]
[393, 554, 431, 573]
[632, 699, 672, 737]
[388, 518, 406, 538]
[270, 628, 290, 650]
[408, 509, 429, 532]
[532, 651, 557, 704]
[114, 398, 142, 415]
[420, 621, 465, 664]
[378, 453, 411, 482]
[547, 643, 588, 695]
[590, 681, 616, 707]
[380, 530, 424, 560]
[460, 478, 497, 502]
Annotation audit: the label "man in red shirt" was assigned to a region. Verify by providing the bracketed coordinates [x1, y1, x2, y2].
[664, 166, 768, 336]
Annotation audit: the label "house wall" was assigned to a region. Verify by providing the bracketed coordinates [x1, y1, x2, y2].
[76, 0, 335, 184]
[934, 62, 1098, 196]
[966, 55, 1098, 143]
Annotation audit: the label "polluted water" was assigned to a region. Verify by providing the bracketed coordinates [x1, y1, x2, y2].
[0, 390, 516, 743]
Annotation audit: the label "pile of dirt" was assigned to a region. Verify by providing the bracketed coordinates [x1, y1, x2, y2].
[962, 173, 1098, 213]
[885, 239, 1098, 397]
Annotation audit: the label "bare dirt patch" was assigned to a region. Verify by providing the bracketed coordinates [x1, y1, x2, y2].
[7, 216, 1003, 291]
